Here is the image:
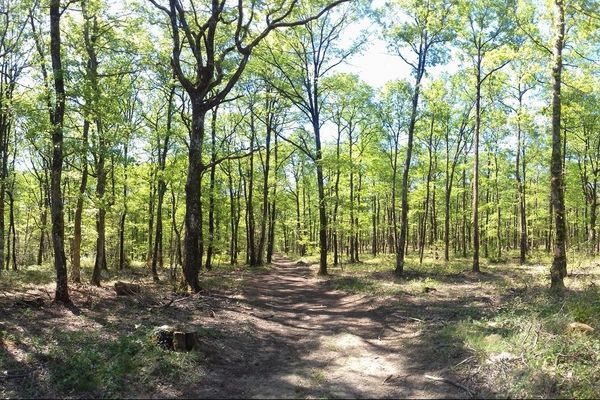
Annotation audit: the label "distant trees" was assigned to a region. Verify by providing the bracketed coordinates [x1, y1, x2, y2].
[1, 0, 600, 299]
[149, 0, 349, 290]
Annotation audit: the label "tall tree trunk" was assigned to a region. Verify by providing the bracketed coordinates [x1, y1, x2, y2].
[516, 91, 528, 264]
[205, 108, 217, 270]
[72, 119, 89, 281]
[118, 140, 128, 271]
[266, 134, 278, 263]
[8, 191, 16, 270]
[91, 121, 106, 287]
[396, 52, 424, 275]
[420, 115, 434, 264]
[49, 0, 70, 304]
[472, 54, 482, 272]
[227, 162, 238, 265]
[257, 121, 271, 266]
[313, 120, 328, 275]
[183, 99, 205, 292]
[550, 0, 567, 290]
[247, 115, 257, 267]
[152, 87, 174, 279]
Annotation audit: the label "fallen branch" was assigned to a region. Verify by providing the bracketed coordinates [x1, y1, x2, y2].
[0, 372, 31, 380]
[452, 355, 476, 369]
[424, 374, 473, 397]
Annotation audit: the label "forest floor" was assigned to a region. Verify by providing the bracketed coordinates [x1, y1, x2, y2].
[2, 253, 600, 398]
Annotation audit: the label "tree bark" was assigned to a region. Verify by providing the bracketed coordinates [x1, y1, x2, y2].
[72, 119, 89, 281]
[49, 0, 71, 304]
[183, 100, 205, 292]
[204, 107, 217, 270]
[472, 53, 482, 272]
[550, 0, 567, 290]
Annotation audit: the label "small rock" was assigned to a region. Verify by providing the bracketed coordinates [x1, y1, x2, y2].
[567, 322, 594, 334]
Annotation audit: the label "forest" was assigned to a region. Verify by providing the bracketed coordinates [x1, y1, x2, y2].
[2, 0, 600, 398]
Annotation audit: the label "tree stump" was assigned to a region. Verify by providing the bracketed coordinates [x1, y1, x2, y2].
[114, 281, 141, 296]
[173, 332, 186, 351]
[151, 325, 175, 350]
[151, 326, 196, 351]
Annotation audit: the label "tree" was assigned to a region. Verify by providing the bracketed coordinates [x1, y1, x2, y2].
[49, 0, 71, 304]
[264, 2, 360, 274]
[549, 0, 567, 290]
[149, 0, 349, 291]
[381, 0, 453, 274]
[457, 0, 514, 272]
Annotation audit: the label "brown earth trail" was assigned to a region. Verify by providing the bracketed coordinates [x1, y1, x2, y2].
[191, 255, 472, 398]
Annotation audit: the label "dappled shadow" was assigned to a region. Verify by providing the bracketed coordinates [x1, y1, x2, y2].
[7, 255, 595, 398]
[183, 255, 482, 398]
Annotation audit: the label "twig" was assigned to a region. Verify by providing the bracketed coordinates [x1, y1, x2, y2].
[452, 355, 475, 369]
[0, 372, 31, 380]
[424, 374, 473, 397]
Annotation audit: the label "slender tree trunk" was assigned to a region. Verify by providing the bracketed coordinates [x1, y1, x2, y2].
[420, 115, 434, 264]
[516, 93, 528, 264]
[550, 0, 567, 290]
[266, 134, 278, 263]
[257, 122, 271, 266]
[396, 53, 424, 275]
[8, 191, 16, 270]
[49, 0, 70, 304]
[91, 121, 106, 287]
[247, 116, 257, 267]
[472, 54, 482, 273]
[205, 108, 217, 270]
[72, 119, 89, 281]
[118, 140, 128, 271]
[314, 120, 328, 275]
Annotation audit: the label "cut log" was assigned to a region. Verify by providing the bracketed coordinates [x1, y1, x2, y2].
[14, 297, 45, 308]
[185, 332, 197, 350]
[151, 326, 196, 351]
[173, 332, 186, 351]
[114, 281, 141, 296]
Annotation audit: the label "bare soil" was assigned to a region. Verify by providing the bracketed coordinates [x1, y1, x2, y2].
[191, 255, 483, 398]
[1, 255, 499, 398]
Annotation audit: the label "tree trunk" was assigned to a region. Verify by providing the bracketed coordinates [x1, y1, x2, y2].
[205, 108, 217, 270]
[550, 0, 567, 290]
[314, 120, 328, 275]
[257, 121, 272, 266]
[49, 0, 70, 304]
[266, 134, 278, 263]
[516, 92, 528, 264]
[91, 121, 106, 287]
[420, 115, 434, 264]
[118, 140, 128, 271]
[396, 53, 424, 275]
[72, 119, 89, 281]
[183, 100, 205, 292]
[472, 55, 482, 273]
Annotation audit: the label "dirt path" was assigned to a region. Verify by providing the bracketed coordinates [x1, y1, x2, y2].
[192, 256, 473, 399]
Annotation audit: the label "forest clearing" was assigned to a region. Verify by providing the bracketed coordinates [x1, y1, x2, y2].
[1, 0, 600, 398]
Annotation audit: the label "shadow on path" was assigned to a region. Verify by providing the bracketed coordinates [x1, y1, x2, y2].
[192, 255, 482, 399]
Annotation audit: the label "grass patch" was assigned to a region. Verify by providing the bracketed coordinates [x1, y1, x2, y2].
[445, 285, 600, 398]
[25, 328, 205, 397]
